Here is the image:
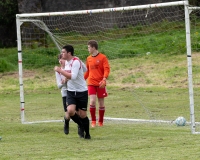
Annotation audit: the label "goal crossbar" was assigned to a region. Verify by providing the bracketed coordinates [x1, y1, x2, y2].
[16, 1, 186, 18]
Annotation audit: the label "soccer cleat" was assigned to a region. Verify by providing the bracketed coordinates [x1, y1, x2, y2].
[64, 119, 69, 135]
[98, 122, 103, 127]
[91, 121, 96, 128]
[78, 125, 84, 138]
[84, 134, 91, 139]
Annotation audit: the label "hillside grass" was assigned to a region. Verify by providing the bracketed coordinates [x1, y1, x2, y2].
[0, 22, 196, 73]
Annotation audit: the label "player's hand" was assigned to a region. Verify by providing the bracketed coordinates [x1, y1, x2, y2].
[54, 66, 61, 73]
[61, 79, 66, 84]
[64, 78, 69, 83]
[99, 80, 106, 88]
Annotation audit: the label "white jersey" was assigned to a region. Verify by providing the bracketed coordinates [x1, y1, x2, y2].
[65, 57, 88, 92]
[55, 68, 67, 97]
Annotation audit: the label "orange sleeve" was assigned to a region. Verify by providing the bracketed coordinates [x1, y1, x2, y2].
[102, 55, 110, 79]
[84, 72, 89, 80]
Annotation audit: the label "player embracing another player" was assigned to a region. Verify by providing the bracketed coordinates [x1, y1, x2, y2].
[54, 45, 91, 139]
[84, 40, 110, 127]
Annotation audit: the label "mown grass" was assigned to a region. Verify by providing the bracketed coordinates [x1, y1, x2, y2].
[2, 119, 200, 160]
[1, 52, 200, 159]
[0, 89, 199, 160]
[1, 121, 200, 160]
[1, 20, 200, 159]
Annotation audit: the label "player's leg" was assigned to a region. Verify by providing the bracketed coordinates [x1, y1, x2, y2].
[77, 91, 91, 139]
[67, 104, 80, 124]
[76, 108, 84, 138]
[68, 104, 86, 139]
[97, 87, 108, 126]
[90, 95, 97, 127]
[88, 86, 97, 127]
[79, 110, 91, 139]
[62, 96, 70, 134]
[98, 98, 105, 126]
[67, 91, 83, 128]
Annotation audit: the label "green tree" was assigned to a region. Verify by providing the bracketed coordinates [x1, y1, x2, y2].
[0, 0, 18, 47]
[0, 0, 18, 25]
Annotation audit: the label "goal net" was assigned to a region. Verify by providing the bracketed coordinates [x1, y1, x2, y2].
[16, 1, 200, 134]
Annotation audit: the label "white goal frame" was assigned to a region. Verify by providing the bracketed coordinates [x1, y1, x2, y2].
[16, 0, 199, 134]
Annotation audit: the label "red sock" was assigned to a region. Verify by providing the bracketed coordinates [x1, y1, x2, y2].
[99, 107, 105, 123]
[90, 105, 96, 121]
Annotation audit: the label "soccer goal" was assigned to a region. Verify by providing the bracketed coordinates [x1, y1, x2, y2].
[16, 0, 200, 134]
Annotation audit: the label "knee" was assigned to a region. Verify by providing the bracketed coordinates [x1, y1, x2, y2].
[67, 107, 75, 116]
[79, 111, 87, 118]
[90, 100, 96, 106]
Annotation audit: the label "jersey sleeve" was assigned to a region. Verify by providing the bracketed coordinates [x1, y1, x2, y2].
[103, 56, 110, 79]
[71, 60, 81, 80]
[55, 71, 63, 89]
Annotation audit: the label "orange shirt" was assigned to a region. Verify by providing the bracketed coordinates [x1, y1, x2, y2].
[84, 53, 110, 86]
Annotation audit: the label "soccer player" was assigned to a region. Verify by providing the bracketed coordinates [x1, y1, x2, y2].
[84, 40, 110, 127]
[54, 45, 91, 139]
[55, 53, 70, 135]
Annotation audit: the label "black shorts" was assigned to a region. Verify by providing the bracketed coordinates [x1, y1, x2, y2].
[67, 90, 88, 111]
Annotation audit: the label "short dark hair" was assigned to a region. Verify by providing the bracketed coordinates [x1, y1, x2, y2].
[88, 40, 98, 50]
[62, 45, 74, 56]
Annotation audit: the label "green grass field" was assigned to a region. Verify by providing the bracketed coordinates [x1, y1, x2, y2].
[1, 119, 200, 160]
[1, 17, 200, 159]
[0, 89, 200, 160]
[1, 51, 200, 159]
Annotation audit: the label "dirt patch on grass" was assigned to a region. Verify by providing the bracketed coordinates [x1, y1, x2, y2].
[0, 70, 36, 79]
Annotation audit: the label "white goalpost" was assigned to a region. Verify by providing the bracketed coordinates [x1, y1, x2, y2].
[16, 0, 200, 134]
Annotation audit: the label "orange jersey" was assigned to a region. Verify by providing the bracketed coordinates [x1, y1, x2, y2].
[84, 53, 110, 86]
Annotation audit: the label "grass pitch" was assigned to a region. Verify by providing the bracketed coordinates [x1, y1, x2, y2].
[1, 53, 200, 159]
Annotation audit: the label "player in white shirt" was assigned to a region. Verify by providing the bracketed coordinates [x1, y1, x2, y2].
[54, 45, 91, 139]
[55, 54, 69, 134]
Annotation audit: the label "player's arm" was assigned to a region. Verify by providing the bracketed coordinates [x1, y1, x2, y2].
[70, 60, 81, 80]
[99, 56, 110, 88]
[84, 59, 89, 80]
[54, 66, 72, 79]
[55, 71, 64, 89]
[103, 56, 110, 79]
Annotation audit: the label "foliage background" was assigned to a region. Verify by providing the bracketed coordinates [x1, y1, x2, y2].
[0, 0, 199, 48]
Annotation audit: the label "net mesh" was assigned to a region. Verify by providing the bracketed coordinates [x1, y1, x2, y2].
[17, 4, 200, 131]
